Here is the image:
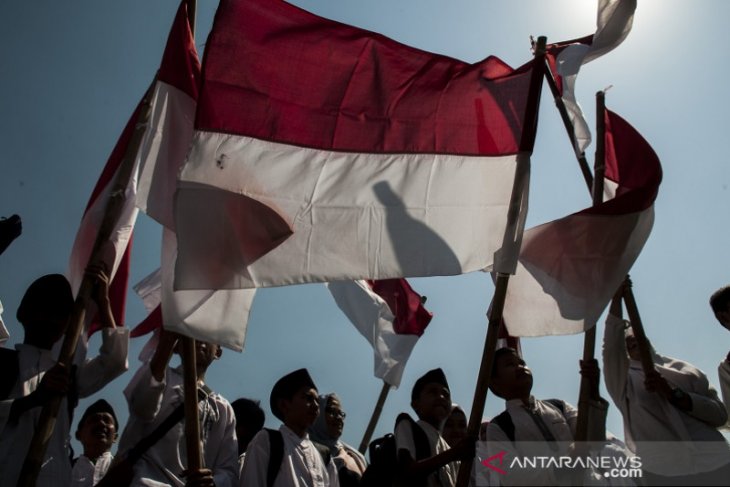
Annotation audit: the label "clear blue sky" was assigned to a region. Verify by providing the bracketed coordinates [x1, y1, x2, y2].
[1, 0, 728, 459]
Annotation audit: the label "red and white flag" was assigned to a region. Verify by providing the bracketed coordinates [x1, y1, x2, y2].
[132, 1, 255, 351]
[502, 107, 662, 336]
[173, 0, 540, 291]
[327, 279, 432, 388]
[67, 93, 141, 336]
[547, 0, 636, 154]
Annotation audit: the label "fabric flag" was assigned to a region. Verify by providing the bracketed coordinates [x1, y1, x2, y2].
[132, 1, 255, 351]
[501, 107, 661, 336]
[67, 94, 141, 336]
[0, 300, 8, 346]
[546, 0, 636, 154]
[173, 0, 540, 291]
[327, 279, 432, 388]
[497, 318, 522, 356]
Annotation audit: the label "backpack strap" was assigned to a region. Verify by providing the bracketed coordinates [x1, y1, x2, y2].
[395, 412, 430, 461]
[490, 410, 516, 443]
[265, 428, 284, 487]
[490, 399, 567, 444]
[0, 348, 19, 400]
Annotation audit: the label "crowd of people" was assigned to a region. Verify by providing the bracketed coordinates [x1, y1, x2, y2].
[1, 215, 729, 487]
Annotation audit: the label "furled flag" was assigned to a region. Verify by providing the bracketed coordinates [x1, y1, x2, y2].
[132, 1, 255, 351]
[327, 279, 432, 388]
[173, 0, 541, 291]
[546, 0, 636, 154]
[501, 107, 662, 336]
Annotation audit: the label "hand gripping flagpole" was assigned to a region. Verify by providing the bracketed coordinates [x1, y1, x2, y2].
[16, 79, 157, 487]
[455, 36, 546, 487]
[358, 381, 391, 453]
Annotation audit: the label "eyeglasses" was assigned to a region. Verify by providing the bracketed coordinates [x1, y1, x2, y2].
[325, 407, 346, 420]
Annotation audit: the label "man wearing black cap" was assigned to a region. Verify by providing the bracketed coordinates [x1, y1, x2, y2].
[240, 368, 339, 486]
[71, 399, 119, 486]
[395, 368, 474, 487]
[0, 266, 129, 487]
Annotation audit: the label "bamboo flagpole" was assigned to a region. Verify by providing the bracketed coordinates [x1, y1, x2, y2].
[573, 90, 607, 444]
[177, 0, 205, 476]
[358, 381, 391, 453]
[455, 36, 546, 487]
[17, 77, 157, 487]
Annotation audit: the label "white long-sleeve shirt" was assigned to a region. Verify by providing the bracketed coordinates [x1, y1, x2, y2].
[117, 363, 239, 487]
[602, 313, 730, 475]
[719, 359, 730, 431]
[0, 328, 129, 487]
[70, 451, 114, 486]
[240, 424, 339, 487]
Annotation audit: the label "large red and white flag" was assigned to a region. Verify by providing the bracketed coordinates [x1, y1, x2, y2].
[327, 279, 432, 388]
[132, 1, 255, 351]
[173, 0, 541, 291]
[502, 108, 661, 336]
[547, 0, 636, 154]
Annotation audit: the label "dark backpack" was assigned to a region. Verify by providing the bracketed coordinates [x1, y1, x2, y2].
[265, 428, 332, 487]
[360, 413, 430, 487]
[490, 398, 567, 442]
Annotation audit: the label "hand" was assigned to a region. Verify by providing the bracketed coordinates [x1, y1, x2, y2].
[0, 214, 22, 255]
[35, 363, 70, 400]
[85, 262, 111, 307]
[643, 369, 672, 398]
[450, 435, 477, 462]
[183, 468, 215, 487]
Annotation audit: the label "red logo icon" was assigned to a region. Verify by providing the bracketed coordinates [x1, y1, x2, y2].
[481, 451, 508, 475]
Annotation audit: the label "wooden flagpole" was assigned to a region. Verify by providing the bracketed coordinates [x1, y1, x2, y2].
[455, 36, 546, 487]
[358, 381, 391, 453]
[621, 279, 656, 375]
[573, 90, 607, 444]
[178, 0, 205, 476]
[17, 78, 157, 487]
[181, 337, 203, 473]
[542, 60, 593, 190]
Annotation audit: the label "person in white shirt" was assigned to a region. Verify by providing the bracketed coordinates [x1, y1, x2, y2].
[240, 368, 339, 487]
[395, 368, 474, 487]
[709, 284, 730, 431]
[486, 347, 631, 486]
[0, 267, 129, 487]
[116, 330, 238, 487]
[71, 399, 118, 486]
[603, 291, 730, 485]
[231, 397, 265, 475]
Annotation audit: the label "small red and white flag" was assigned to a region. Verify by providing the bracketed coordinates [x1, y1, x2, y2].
[327, 279, 432, 388]
[546, 0, 636, 154]
[502, 107, 661, 336]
